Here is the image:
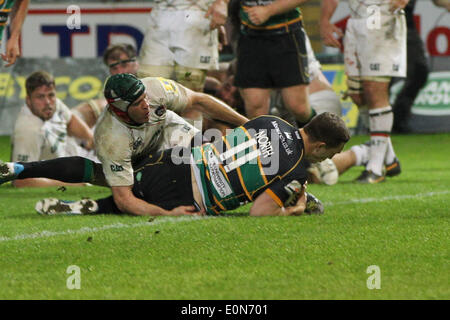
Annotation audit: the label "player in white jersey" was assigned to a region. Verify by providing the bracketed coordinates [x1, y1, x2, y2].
[97, 73, 248, 214]
[320, 0, 407, 183]
[11, 71, 94, 187]
[138, 0, 229, 122]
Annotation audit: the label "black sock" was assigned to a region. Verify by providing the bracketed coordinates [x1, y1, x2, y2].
[96, 196, 123, 214]
[17, 156, 96, 183]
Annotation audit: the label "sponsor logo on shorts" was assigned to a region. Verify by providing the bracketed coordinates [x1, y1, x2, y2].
[392, 64, 399, 72]
[200, 56, 211, 64]
[207, 149, 233, 198]
[370, 63, 380, 71]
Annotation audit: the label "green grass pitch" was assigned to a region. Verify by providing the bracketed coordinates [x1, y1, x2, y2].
[0, 134, 449, 300]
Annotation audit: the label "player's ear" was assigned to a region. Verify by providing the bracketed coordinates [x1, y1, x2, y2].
[315, 141, 327, 151]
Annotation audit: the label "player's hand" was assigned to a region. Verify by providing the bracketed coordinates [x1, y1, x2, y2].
[320, 20, 343, 49]
[169, 205, 198, 216]
[1, 37, 21, 67]
[282, 183, 307, 216]
[390, 0, 409, 12]
[245, 6, 272, 26]
[206, 0, 228, 30]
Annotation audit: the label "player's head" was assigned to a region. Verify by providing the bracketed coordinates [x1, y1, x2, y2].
[216, 75, 243, 110]
[302, 112, 350, 163]
[103, 43, 139, 76]
[25, 71, 57, 121]
[104, 73, 150, 124]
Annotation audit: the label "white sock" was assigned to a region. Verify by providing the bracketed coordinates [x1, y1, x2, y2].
[351, 143, 370, 166]
[366, 106, 393, 176]
[384, 138, 397, 165]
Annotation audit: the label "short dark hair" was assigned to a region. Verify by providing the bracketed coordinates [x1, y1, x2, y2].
[303, 112, 350, 148]
[102, 43, 137, 66]
[25, 71, 55, 96]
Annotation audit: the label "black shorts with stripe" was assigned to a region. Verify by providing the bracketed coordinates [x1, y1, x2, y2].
[234, 27, 310, 89]
[132, 148, 195, 211]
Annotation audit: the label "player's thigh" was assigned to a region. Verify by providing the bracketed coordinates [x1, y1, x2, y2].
[280, 84, 310, 114]
[239, 87, 271, 118]
[139, 10, 174, 69]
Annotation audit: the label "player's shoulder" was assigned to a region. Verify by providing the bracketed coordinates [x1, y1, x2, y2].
[94, 109, 130, 144]
[14, 106, 43, 132]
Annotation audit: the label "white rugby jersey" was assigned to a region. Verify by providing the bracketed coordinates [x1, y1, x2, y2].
[94, 77, 198, 187]
[12, 99, 73, 162]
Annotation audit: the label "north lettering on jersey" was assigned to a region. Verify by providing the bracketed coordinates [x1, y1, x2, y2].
[254, 130, 274, 158]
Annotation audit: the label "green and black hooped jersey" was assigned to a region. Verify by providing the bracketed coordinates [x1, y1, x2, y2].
[193, 115, 308, 215]
[239, 0, 302, 31]
[0, 0, 15, 42]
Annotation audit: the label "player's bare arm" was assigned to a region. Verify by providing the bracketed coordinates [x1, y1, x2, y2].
[111, 185, 197, 216]
[320, 0, 343, 49]
[1, 0, 29, 67]
[245, 0, 307, 26]
[67, 114, 95, 150]
[184, 88, 249, 126]
[249, 186, 307, 217]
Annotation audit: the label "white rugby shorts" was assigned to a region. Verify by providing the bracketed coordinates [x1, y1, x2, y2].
[139, 9, 219, 70]
[344, 13, 407, 78]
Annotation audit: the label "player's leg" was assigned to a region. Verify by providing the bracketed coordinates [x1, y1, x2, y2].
[239, 88, 271, 118]
[0, 157, 107, 186]
[280, 84, 315, 127]
[355, 79, 393, 183]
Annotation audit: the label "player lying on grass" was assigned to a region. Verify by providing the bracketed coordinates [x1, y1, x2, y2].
[1, 112, 350, 216]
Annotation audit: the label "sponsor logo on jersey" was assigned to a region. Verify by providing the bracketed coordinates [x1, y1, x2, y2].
[284, 132, 292, 140]
[206, 149, 233, 198]
[271, 121, 293, 155]
[132, 137, 143, 151]
[154, 105, 166, 117]
[110, 164, 124, 172]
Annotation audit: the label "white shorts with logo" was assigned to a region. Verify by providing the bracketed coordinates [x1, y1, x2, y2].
[139, 9, 219, 71]
[344, 13, 407, 78]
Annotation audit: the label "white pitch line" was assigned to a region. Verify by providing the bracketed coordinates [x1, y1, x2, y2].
[1, 191, 449, 242]
[0, 215, 210, 243]
[324, 190, 450, 206]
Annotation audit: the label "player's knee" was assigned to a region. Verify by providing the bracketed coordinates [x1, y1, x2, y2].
[346, 76, 365, 107]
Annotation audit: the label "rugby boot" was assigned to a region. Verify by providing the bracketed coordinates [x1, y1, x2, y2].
[0, 161, 24, 185]
[36, 198, 98, 215]
[355, 170, 385, 184]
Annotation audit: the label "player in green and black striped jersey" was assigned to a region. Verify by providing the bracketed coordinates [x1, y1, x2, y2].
[5, 112, 350, 216]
